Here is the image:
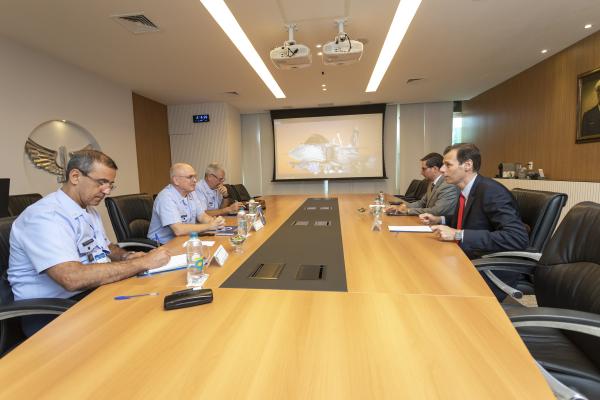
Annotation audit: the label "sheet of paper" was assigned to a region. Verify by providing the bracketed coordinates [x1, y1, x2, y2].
[388, 225, 432, 233]
[140, 253, 188, 276]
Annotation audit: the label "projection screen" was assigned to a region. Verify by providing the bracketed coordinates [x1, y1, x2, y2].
[271, 104, 387, 181]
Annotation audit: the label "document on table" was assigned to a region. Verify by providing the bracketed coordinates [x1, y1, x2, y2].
[388, 225, 432, 233]
[138, 254, 188, 276]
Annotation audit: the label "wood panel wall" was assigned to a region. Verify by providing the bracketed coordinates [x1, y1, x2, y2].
[462, 30, 600, 182]
[132, 93, 171, 194]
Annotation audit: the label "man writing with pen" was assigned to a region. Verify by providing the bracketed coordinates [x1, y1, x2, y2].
[148, 163, 225, 245]
[8, 150, 172, 336]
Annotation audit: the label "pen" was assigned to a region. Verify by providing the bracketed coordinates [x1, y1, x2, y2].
[114, 292, 159, 300]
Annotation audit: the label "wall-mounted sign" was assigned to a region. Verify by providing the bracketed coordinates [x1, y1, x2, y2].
[193, 114, 210, 123]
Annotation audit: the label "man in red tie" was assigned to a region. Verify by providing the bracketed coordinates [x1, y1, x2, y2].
[419, 143, 528, 299]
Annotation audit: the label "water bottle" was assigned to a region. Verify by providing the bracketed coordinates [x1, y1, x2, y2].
[237, 209, 248, 238]
[186, 232, 205, 287]
[378, 190, 385, 204]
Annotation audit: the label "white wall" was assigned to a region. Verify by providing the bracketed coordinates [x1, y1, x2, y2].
[0, 36, 139, 241]
[240, 102, 453, 197]
[168, 103, 242, 183]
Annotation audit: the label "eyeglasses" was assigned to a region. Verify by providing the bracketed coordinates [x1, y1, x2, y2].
[177, 174, 198, 181]
[80, 171, 116, 190]
[209, 173, 225, 182]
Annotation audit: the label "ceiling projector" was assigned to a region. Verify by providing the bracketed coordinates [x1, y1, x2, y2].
[270, 24, 312, 70]
[322, 19, 363, 66]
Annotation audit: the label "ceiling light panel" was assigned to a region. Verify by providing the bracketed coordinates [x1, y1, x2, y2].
[200, 0, 285, 98]
[366, 0, 422, 92]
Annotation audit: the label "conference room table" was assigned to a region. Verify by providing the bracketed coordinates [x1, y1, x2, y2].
[0, 194, 553, 399]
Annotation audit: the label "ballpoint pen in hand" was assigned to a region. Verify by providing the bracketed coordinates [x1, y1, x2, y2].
[114, 292, 159, 300]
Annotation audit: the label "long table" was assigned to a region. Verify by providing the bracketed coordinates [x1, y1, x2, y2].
[0, 194, 553, 399]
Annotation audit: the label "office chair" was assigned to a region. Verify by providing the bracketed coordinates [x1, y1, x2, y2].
[477, 203, 600, 399]
[105, 194, 158, 252]
[476, 188, 567, 298]
[234, 184, 253, 202]
[224, 184, 242, 202]
[7, 193, 42, 217]
[0, 216, 74, 356]
[395, 179, 428, 202]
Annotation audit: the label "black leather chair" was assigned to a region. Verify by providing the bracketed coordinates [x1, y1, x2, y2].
[478, 203, 600, 399]
[395, 179, 428, 202]
[7, 193, 42, 217]
[0, 216, 74, 356]
[105, 194, 158, 251]
[478, 188, 567, 298]
[224, 184, 242, 202]
[234, 184, 252, 202]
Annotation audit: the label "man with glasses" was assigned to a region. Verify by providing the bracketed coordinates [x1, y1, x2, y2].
[386, 152, 459, 216]
[148, 163, 224, 244]
[195, 162, 241, 216]
[9, 150, 172, 336]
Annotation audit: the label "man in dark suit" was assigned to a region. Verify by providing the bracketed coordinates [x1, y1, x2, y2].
[420, 143, 529, 299]
[582, 80, 600, 136]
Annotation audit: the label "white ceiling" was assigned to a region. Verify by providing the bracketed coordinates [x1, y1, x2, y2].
[0, 0, 599, 113]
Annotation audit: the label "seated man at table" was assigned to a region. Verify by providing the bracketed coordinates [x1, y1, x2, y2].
[148, 163, 224, 244]
[386, 152, 459, 216]
[195, 162, 241, 216]
[8, 150, 172, 336]
[419, 143, 528, 299]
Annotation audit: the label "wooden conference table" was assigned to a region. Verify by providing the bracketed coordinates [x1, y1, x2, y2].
[0, 194, 553, 399]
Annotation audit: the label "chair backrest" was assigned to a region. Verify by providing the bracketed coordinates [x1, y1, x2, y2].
[511, 188, 567, 253]
[403, 180, 422, 198]
[7, 193, 42, 217]
[413, 179, 429, 200]
[537, 202, 600, 366]
[0, 216, 16, 305]
[234, 184, 252, 202]
[105, 194, 154, 242]
[224, 184, 242, 202]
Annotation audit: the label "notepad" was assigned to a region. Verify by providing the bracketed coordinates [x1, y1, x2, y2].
[138, 254, 188, 276]
[388, 225, 432, 233]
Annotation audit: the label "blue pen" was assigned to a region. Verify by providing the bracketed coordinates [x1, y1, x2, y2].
[114, 292, 159, 300]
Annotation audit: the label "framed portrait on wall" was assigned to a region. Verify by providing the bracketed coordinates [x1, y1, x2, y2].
[577, 67, 600, 143]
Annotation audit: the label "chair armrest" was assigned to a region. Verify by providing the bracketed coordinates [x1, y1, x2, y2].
[0, 298, 76, 321]
[117, 238, 159, 251]
[508, 306, 600, 337]
[482, 251, 542, 261]
[472, 258, 538, 300]
[472, 257, 538, 274]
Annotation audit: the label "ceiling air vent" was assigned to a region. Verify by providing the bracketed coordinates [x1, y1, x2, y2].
[406, 78, 424, 84]
[111, 13, 160, 34]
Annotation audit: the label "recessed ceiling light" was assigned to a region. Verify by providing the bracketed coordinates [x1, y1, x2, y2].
[61, 120, 67, 123]
[366, 0, 422, 92]
[316, 44, 322, 48]
[322, 88, 327, 91]
[321, 84, 326, 87]
[541, 49, 548, 54]
[585, 24, 593, 29]
[317, 52, 323, 56]
[199, 0, 285, 99]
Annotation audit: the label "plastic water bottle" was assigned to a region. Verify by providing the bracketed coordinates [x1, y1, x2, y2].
[378, 190, 385, 203]
[186, 232, 205, 287]
[237, 209, 248, 238]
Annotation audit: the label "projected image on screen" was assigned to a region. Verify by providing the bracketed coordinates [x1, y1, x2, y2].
[273, 113, 384, 180]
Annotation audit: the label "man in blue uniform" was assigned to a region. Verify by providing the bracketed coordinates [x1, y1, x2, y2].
[148, 163, 224, 244]
[195, 163, 241, 216]
[9, 150, 171, 335]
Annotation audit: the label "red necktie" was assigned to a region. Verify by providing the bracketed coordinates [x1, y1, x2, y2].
[456, 194, 465, 230]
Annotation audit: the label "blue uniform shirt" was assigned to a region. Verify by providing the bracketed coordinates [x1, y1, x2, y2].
[195, 179, 222, 211]
[8, 189, 111, 301]
[148, 184, 207, 244]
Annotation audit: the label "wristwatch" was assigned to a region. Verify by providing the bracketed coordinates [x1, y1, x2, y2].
[454, 230, 464, 242]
